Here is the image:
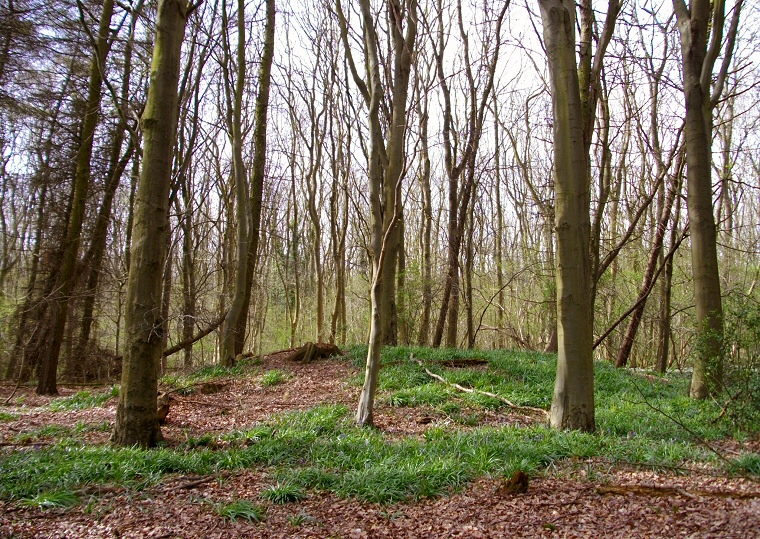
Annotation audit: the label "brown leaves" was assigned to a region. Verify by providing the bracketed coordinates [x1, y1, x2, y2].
[2, 358, 760, 538]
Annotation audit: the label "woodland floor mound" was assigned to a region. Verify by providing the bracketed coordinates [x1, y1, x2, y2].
[1, 353, 759, 538]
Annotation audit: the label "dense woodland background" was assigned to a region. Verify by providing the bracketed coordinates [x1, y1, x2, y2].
[0, 0, 758, 392]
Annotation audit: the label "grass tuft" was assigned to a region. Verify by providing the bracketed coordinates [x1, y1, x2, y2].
[260, 369, 289, 387]
[20, 491, 79, 510]
[260, 482, 306, 504]
[214, 499, 265, 522]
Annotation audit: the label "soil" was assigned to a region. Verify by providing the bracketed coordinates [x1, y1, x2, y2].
[1, 351, 759, 538]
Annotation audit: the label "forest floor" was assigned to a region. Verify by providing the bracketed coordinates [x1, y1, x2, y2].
[1, 350, 759, 538]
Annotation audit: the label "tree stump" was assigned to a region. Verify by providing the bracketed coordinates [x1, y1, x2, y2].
[157, 392, 171, 424]
[282, 342, 343, 363]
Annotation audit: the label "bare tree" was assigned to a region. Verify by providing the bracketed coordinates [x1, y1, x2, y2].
[113, 0, 193, 447]
[672, 0, 743, 398]
[336, 0, 417, 426]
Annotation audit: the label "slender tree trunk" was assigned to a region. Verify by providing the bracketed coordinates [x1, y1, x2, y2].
[219, 0, 251, 366]
[73, 3, 141, 377]
[35, 0, 115, 395]
[656, 191, 681, 373]
[231, 0, 275, 358]
[417, 90, 432, 346]
[180, 200, 196, 368]
[615, 174, 679, 368]
[159, 243, 173, 374]
[494, 101, 505, 349]
[397, 214, 408, 345]
[113, 0, 190, 448]
[432, 0, 508, 348]
[337, 0, 417, 426]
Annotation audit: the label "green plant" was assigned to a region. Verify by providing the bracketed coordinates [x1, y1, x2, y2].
[260, 482, 306, 504]
[49, 387, 118, 412]
[260, 369, 289, 387]
[719, 292, 760, 431]
[20, 491, 79, 510]
[0, 411, 17, 422]
[214, 499, 265, 523]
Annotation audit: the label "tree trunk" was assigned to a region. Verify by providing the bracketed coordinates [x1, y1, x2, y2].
[656, 192, 681, 374]
[219, 0, 252, 366]
[494, 99, 505, 349]
[539, 0, 595, 432]
[672, 0, 742, 398]
[337, 0, 417, 426]
[112, 0, 190, 448]
[615, 174, 678, 368]
[230, 0, 275, 360]
[35, 0, 115, 395]
[180, 200, 196, 368]
[416, 85, 432, 347]
[431, 0, 507, 349]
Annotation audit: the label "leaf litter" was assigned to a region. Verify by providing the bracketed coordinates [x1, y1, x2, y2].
[1, 352, 759, 538]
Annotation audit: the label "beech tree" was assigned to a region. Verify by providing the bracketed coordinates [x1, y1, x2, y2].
[672, 0, 743, 399]
[113, 0, 193, 447]
[538, 0, 619, 432]
[337, 0, 417, 426]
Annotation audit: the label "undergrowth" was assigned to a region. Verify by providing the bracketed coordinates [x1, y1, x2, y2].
[49, 387, 119, 412]
[1, 345, 757, 507]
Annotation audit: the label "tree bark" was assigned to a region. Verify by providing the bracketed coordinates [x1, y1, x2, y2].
[34, 0, 115, 395]
[672, 0, 742, 398]
[337, 0, 417, 426]
[112, 0, 190, 448]
[230, 0, 275, 360]
[219, 0, 252, 366]
[539, 0, 595, 432]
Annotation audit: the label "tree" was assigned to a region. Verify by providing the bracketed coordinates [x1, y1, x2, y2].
[219, 0, 253, 366]
[112, 0, 193, 448]
[672, 0, 743, 398]
[431, 0, 509, 349]
[538, 0, 593, 432]
[222, 0, 275, 365]
[33, 0, 116, 395]
[337, 0, 417, 426]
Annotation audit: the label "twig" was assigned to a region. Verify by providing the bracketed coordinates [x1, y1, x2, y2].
[414, 356, 549, 419]
[3, 355, 26, 405]
[630, 381, 759, 483]
[160, 471, 231, 492]
[596, 484, 760, 499]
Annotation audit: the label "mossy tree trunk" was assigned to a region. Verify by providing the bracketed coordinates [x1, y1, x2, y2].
[112, 0, 191, 448]
[672, 0, 743, 398]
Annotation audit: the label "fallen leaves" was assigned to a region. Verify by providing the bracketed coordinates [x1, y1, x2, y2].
[1, 355, 760, 538]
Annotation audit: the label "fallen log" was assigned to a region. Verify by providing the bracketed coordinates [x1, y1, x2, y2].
[281, 342, 344, 363]
[414, 355, 549, 419]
